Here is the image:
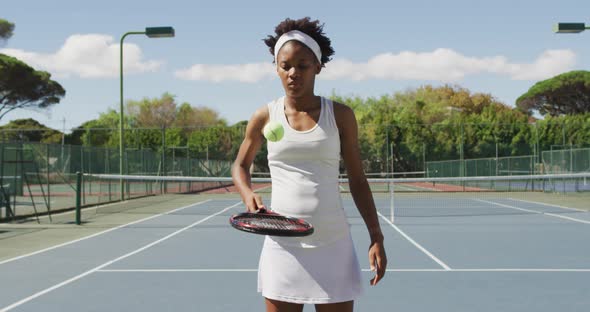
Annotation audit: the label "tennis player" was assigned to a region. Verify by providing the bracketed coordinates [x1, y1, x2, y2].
[232, 17, 387, 312]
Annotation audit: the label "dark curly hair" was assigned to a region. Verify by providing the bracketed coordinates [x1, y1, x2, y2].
[263, 17, 334, 67]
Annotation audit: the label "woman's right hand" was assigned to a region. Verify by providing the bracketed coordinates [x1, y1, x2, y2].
[243, 191, 265, 212]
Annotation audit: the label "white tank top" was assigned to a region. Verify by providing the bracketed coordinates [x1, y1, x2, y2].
[267, 96, 350, 248]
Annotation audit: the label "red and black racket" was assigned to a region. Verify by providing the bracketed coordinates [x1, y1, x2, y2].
[229, 209, 314, 237]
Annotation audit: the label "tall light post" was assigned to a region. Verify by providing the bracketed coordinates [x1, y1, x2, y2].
[120, 26, 174, 200]
[553, 23, 589, 33]
[553, 22, 586, 174]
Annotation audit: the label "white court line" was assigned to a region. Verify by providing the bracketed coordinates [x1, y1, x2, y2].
[21, 199, 142, 221]
[445, 269, 590, 272]
[395, 183, 442, 192]
[476, 199, 590, 225]
[97, 268, 590, 273]
[0, 201, 241, 312]
[0, 200, 212, 266]
[100, 269, 260, 272]
[507, 198, 588, 212]
[254, 185, 272, 193]
[377, 211, 451, 270]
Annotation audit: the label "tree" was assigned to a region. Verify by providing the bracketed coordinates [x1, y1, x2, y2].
[329, 84, 532, 174]
[187, 125, 241, 160]
[516, 70, 590, 116]
[78, 93, 229, 155]
[535, 114, 590, 151]
[0, 54, 66, 120]
[76, 109, 121, 147]
[0, 19, 15, 42]
[0, 118, 62, 144]
[127, 93, 177, 129]
[175, 102, 226, 135]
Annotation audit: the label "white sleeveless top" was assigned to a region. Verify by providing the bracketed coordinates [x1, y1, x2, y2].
[267, 96, 350, 248]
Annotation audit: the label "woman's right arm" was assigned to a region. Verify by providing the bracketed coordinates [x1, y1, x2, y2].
[231, 106, 268, 212]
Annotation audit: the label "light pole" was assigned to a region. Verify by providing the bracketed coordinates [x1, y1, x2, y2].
[120, 26, 174, 200]
[553, 23, 589, 33]
[552, 22, 586, 173]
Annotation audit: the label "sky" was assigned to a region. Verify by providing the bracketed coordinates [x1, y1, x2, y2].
[2, 0, 590, 131]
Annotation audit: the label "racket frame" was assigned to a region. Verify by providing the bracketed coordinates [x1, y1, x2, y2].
[229, 210, 314, 237]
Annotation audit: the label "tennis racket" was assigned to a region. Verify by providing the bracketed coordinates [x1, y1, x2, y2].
[229, 209, 314, 237]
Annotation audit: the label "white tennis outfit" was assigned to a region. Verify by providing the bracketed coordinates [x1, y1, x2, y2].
[257, 96, 363, 304]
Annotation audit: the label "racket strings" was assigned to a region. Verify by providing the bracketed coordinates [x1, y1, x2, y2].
[230, 212, 314, 236]
[242, 217, 308, 230]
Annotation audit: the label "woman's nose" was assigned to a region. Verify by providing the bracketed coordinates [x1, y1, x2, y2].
[288, 67, 298, 78]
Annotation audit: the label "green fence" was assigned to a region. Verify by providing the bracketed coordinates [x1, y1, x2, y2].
[426, 155, 537, 178]
[2, 120, 589, 220]
[426, 148, 590, 178]
[542, 147, 590, 174]
[0, 141, 231, 222]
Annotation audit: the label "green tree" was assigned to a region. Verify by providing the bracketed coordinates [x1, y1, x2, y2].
[535, 114, 590, 151]
[0, 54, 66, 120]
[127, 93, 177, 129]
[0, 18, 15, 42]
[78, 93, 228, 156]
[76, 109, 121, 147]
[188, 125, 239, 160]
[516, 70, 590, 116]
[125, 93, 227, 151]
[330, 84, 532, 173]
[0, 118, 63, 143]
[175, 102, 226, 136]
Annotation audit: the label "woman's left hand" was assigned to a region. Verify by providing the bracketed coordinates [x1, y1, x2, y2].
[368, 241, 387, 286]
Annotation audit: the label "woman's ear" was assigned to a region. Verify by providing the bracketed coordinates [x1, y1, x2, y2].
[316, 62, 322, 74]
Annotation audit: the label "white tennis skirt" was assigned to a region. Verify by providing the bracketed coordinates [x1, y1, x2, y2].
[257, 234, 363, 304]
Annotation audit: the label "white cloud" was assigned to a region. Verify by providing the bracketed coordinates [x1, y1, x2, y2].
[499, 50, 576, 80]
[322, 48, 576, 82]
[0, 34, 163, 78]
[175, 48, 575, 83]
[174, 63, 275, 83]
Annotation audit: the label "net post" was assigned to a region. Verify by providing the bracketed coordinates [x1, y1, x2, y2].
[46, 144, 51, 212]
[75, 171, 82, 225]
[389, 179, 395, 223]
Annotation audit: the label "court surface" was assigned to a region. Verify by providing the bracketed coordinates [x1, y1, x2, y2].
[1, 192, 589, 311]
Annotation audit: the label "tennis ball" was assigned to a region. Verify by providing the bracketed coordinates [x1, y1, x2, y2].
[263, 121, 284, 142]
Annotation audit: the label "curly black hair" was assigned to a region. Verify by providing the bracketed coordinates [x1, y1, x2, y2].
[263, 17, 334, 67]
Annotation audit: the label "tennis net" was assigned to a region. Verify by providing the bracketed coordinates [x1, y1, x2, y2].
[381, 172, 590, 220]
[73, 172, 590, 225]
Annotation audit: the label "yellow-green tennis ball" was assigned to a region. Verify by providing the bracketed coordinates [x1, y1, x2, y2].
[263, 121, 284, 142]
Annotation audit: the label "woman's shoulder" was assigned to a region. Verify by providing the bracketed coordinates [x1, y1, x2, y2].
[330, 99, 355, 122]
[251, 104, 271, 124]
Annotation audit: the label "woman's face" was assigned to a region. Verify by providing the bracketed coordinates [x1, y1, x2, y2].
[276, 41, 321, 99]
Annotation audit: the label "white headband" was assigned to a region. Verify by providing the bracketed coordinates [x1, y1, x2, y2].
[274, 30, 322, 64]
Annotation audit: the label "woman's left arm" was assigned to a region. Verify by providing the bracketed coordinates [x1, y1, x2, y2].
[335, 102, 387, 286]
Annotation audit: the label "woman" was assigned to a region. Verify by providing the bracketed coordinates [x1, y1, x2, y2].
[232, 17, 387, 312]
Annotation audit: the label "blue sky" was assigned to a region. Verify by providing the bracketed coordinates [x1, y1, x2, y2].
[2, 0, 590, 130]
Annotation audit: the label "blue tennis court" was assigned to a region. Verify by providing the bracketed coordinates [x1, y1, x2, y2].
[1, 188, 589, 311]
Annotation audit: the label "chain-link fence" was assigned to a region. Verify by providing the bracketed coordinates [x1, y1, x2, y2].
[353, 121, 588, 177]
[0, 141, 232, 222]
[542, 147, 590, 174]
[2, 121, 589, 176]
[1, 120, 588, 221]
[426, 155, 537, 177]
